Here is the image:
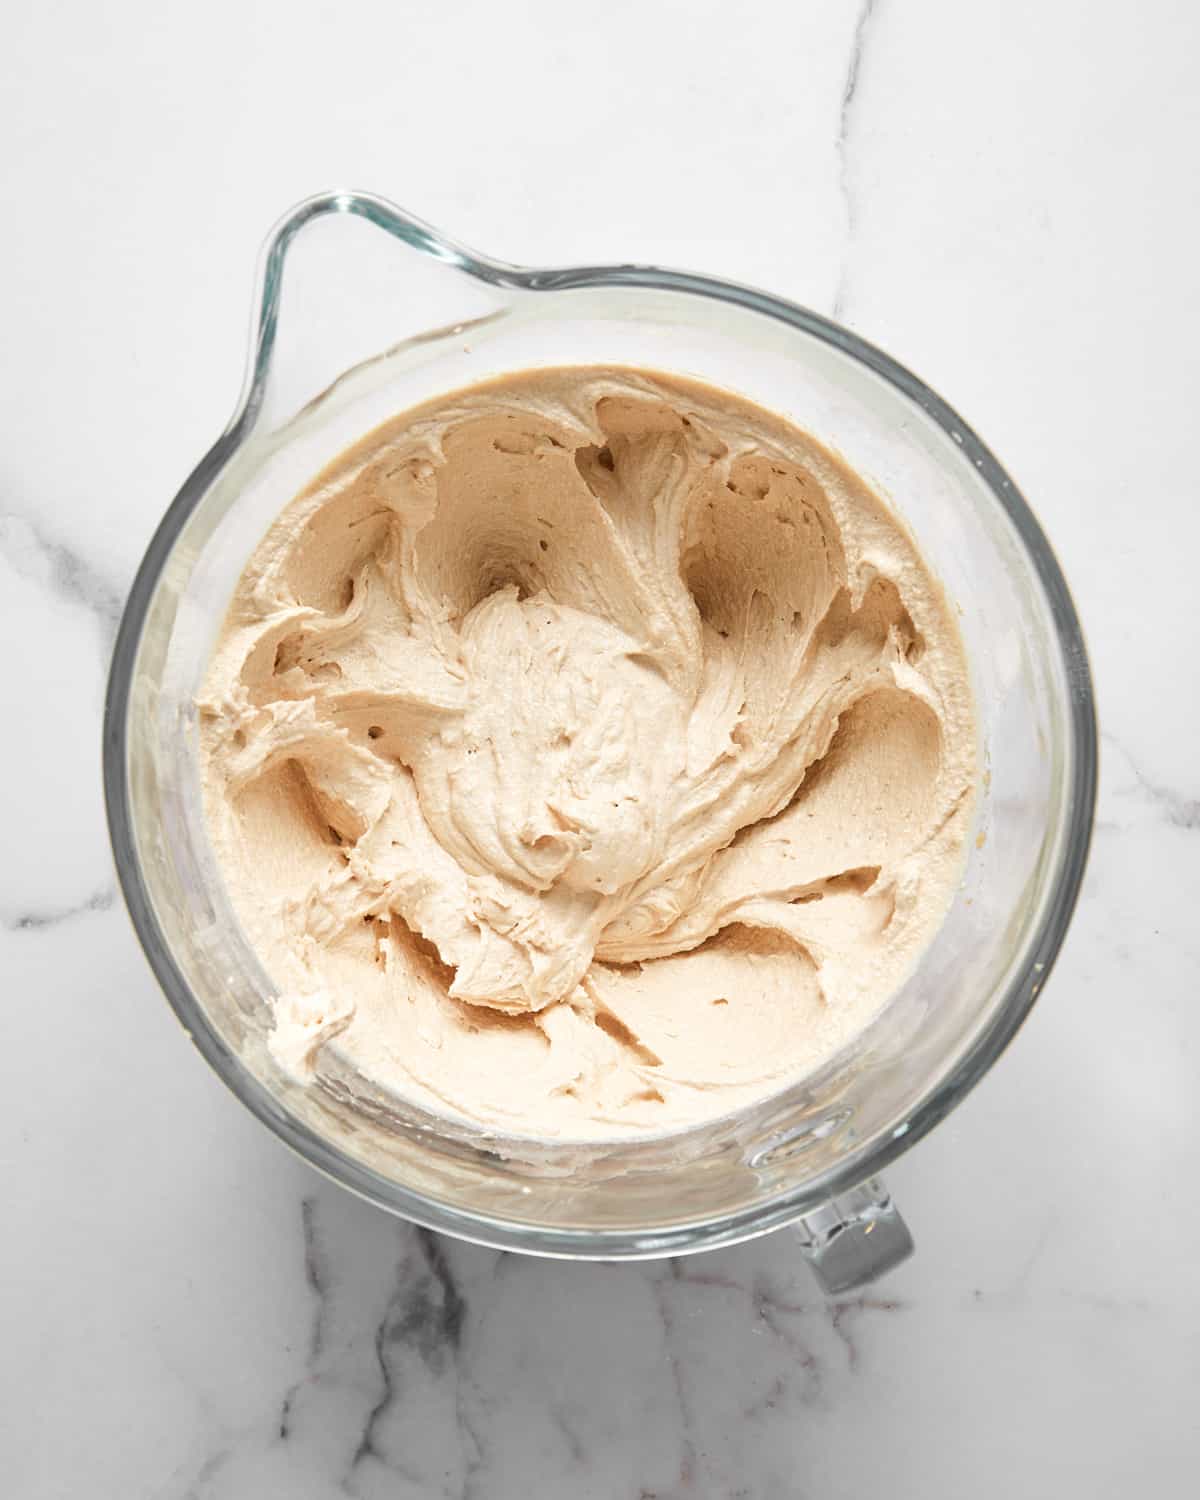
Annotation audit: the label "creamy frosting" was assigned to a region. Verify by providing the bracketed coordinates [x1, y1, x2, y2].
[199, 367, 975, 1139]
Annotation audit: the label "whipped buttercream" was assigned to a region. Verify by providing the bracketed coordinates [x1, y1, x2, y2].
[199, 367, 974, 1138]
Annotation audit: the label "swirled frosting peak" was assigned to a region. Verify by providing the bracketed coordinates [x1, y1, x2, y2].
[200, 368, 974, 1138]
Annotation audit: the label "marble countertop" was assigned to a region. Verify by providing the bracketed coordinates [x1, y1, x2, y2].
[4, 1, 1198, 1494]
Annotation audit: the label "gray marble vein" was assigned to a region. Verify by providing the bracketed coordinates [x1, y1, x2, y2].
[2, 883, 114, 933]
[1110, 738, 1194, 834]
[748, 1277, 823, 1404]
[660, 1259, 910, 1413]
[826, 1294, 904, 1370]
[346, 1223, 479, 1497]
[832, 0, 880, 321]
[0, 513, 125, 654]
[1104, 731, 1200, 829]
[302, 1195, 333, 1362]
[649, 1264, 700, 1496]
[278, 1196, 334, 1440]
[179, 1449, 231, 1500]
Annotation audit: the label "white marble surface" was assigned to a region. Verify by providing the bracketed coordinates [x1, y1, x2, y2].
[4, 1, 1198, 1494]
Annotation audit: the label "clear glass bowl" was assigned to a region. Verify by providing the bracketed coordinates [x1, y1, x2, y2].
[103, 191, 1096, 1290]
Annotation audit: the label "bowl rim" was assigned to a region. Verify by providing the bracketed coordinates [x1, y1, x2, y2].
[102, 189, 1098, 1258]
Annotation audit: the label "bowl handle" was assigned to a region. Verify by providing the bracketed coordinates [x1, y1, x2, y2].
[794, 1176, 913, 1293]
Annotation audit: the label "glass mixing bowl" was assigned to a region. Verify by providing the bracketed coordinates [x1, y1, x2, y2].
[103, 191, 1096, 1292]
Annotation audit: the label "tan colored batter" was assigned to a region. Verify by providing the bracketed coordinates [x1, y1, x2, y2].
[199, 367, 974, 1138]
